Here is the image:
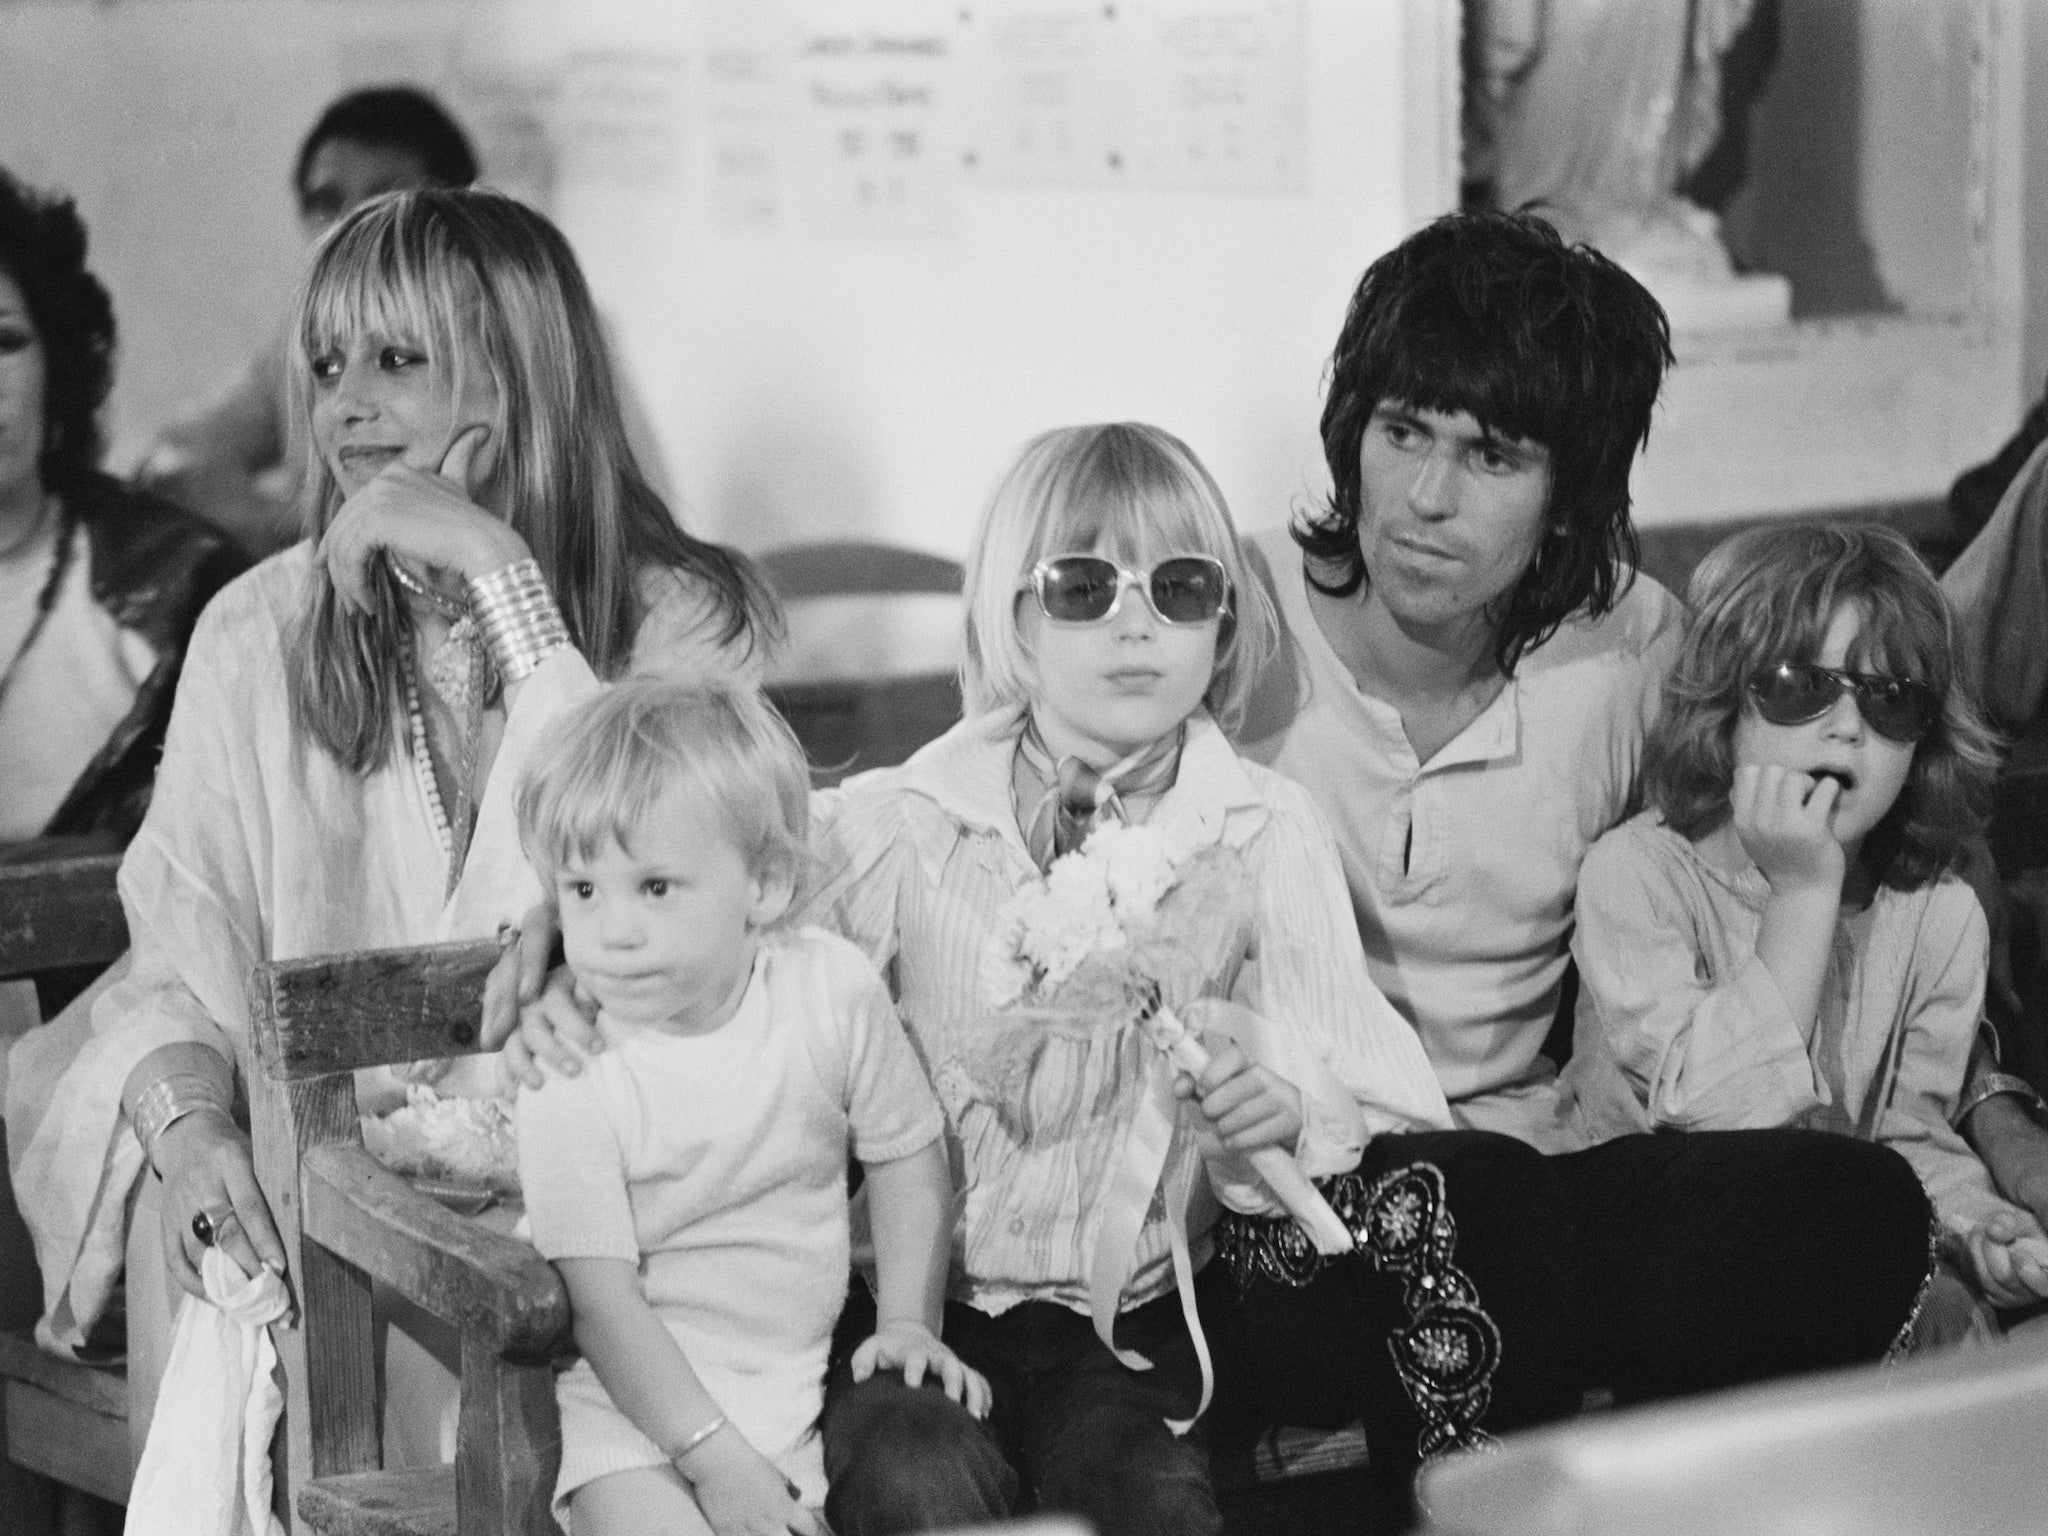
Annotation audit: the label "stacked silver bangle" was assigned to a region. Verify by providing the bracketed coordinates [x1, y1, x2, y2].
[131, 1071, 233, 1175]
[467, 558, 570, 684]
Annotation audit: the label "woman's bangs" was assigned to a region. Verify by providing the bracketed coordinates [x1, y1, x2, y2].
[301, 220, 466, 370]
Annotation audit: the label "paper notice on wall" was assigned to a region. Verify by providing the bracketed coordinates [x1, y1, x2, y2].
[703, 0, 793, 232]
[962, 0, 1304, 193]
[557, 47, 689, 190]
[960, 1, 1120, 187]
[790, 0, 961, 239]
[1119, 0, 1305, 192]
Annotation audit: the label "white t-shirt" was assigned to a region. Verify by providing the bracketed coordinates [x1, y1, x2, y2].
[516, 927, 944, 1504]
[1235, 527, 1685, 1148]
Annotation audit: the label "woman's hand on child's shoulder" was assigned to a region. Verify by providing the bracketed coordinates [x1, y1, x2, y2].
[676, 1424, 824, 1536]
[1963, 1208, 2048, 1309]
[850, 1319, 993, 1421]
[485, 902, 604, 1092]
[1731, 764, 1847, 895]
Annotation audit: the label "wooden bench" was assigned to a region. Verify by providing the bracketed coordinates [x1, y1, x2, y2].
[0, 845, 133, 1533]
[758, 539, 965, 787]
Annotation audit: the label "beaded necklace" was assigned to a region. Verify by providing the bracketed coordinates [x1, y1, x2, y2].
[0, 496, 74, 722]
[400, 625, 483, 894]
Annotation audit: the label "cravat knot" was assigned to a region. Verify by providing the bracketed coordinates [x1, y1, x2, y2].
[1016, 718, 1184, 870]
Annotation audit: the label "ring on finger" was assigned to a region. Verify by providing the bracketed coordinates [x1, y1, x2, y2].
[191, 1208, 232, 1247]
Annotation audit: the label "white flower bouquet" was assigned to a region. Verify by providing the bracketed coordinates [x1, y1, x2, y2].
[980, 822, 1353, 1255]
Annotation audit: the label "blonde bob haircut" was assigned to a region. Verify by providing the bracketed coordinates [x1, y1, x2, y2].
[516, 677, 812, 908]
[286, 188, 773, 772]
[962, 422, 1278, 733]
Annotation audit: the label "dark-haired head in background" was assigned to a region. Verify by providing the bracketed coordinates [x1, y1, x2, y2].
[293, 85, 479, 236]
[135, 84, 479, 556]
[0, 167, 241, 852]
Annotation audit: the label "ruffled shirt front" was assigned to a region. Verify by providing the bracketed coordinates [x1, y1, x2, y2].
[806, 706, 1450, 1319]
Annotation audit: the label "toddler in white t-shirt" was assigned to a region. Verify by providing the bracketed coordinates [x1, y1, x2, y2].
[514, 677, 987, 1535]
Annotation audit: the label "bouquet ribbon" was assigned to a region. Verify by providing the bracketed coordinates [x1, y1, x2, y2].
[1087, 997, 1358, 1434]
[1088, 1053, 1211, 1434]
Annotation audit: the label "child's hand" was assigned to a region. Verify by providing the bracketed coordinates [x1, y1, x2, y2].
[678, 1426, 822, 1536]
[497, 964, 603, 1093]
[1963, 1210, 2048, 1309]
[1731, 763, 1846, 895]
[1174, 1035, 1303, 1155]
[850, 1319, 992, 1419]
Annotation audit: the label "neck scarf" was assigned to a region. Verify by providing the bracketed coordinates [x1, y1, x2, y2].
[1013, 716, 1184, 871]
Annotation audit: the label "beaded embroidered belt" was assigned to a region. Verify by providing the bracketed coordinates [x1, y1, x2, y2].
[1215, 1161, 1503, 1460]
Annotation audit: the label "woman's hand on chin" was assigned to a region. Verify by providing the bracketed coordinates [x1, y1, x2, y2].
[319, 424, 530, 614]
[153, 1107, 293, 1309]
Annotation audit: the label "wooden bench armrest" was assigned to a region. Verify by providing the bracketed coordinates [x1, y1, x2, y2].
[301, 1142, 568, 1362]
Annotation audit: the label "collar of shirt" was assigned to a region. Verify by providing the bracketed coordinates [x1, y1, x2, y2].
[885, 704, 1273, 886]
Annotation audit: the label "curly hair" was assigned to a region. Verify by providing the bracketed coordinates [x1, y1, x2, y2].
[0, 168, 115, 496]
[1299, 210, 1672, 675]
[1642, 522, 2002, 890]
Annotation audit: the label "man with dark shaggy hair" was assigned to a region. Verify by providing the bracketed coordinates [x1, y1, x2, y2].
[1224, 211, 1938, 1415]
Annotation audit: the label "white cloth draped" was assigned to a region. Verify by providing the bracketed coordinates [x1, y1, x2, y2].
[127, 1246, 293, 1536]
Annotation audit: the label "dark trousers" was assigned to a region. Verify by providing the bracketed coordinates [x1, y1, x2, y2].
[1209, 1126, 1935, 1479]
[823, 1281, 1222, 1536]
[1553, 1128, 1935, 1403]
[1206, 1129, 1578, 1482]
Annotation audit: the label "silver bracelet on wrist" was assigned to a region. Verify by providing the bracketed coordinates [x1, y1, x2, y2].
[467, 558, 570, 684]
[130, 1072, 233, 1175]
[1955, 1070, 2047, 1129]
[671, 1413, 729, 1463]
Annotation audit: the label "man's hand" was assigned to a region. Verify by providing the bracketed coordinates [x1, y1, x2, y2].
[1963, 1210, 2048, 1309]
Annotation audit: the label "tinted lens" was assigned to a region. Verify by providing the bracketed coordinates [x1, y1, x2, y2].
[1037, 557, 1123, 622]
[1748, 664, 1937, 743]
[1748, 664, 1841, 726]
[1855, 676, 1938, 742]
[1147, 557, 1229, 623]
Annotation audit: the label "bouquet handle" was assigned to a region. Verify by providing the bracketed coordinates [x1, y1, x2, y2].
[1141, 999, 1354, 1256]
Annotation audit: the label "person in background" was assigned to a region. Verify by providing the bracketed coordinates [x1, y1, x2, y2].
[0, 168, 240, 854]
[133, 85, 478, 557]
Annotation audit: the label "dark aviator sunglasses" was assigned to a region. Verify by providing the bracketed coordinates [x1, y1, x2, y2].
[1745, 662, 1939, 744]
[1024, 555, 1234, 627]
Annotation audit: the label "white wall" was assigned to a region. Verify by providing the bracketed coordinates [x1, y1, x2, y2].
[0, 0, 1433, 561]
